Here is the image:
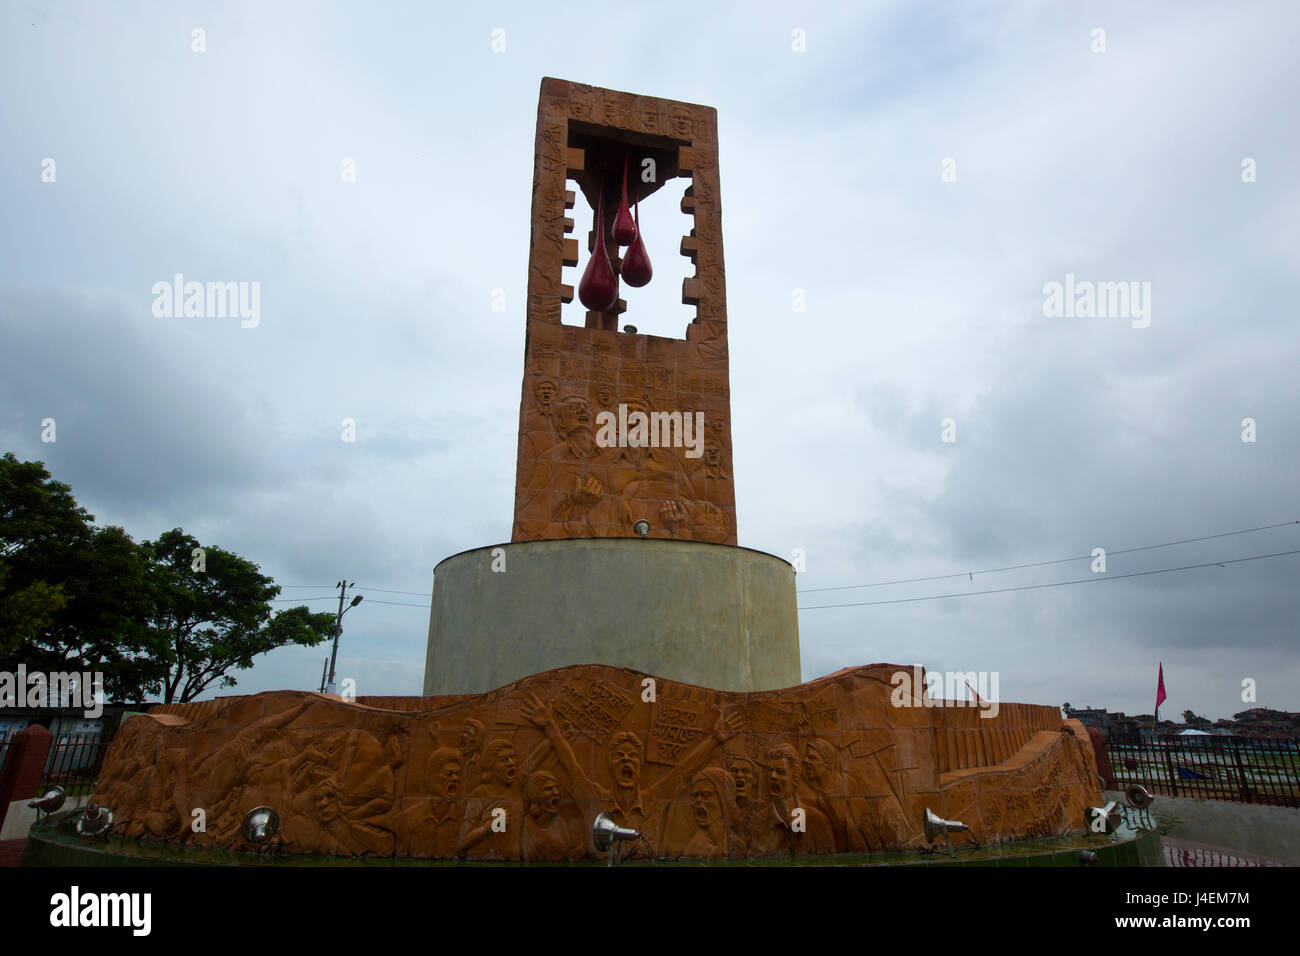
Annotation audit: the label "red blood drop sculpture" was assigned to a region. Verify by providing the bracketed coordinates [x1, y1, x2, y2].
[578, 192, 618, 312]
[612, 156, 637, 246]
[620, 197, 652, 288]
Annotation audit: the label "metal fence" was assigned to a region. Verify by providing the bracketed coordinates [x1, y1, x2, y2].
[1107, 734, 1300, 807]
[41, 732, 113, 795]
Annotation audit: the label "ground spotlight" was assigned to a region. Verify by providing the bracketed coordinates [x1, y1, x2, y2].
[922, 807, 972, 858]
[76, 802, 113, 836]
[592, 811, 641, 866]
[27, 786, 66, 822]
[241, 806, 280, 844]
[1124, 785, 1154, 810]
[1086, 804, 1122, 834]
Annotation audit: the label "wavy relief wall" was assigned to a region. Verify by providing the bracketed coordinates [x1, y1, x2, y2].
[96, 663, 1102, 861]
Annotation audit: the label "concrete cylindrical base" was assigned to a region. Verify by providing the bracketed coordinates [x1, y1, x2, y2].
[423, 539, 800, 695]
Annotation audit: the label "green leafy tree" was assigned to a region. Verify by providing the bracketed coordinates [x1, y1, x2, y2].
[0, 560, 68, 654]
[139, 528, 336, 702]
[2, 454, 336, 702]
[0, 454, 154, 696]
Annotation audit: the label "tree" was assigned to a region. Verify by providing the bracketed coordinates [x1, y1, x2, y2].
[1, 454, 336, 702]
[0, 452, 95, 558]
[139, 528, 336, 702]
[1181, 709, 1211, 728]
[0, 560, 67, 654]
[0, 454, 154, 696]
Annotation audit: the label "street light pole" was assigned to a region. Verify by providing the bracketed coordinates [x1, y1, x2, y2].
[323, 579, 362, 694]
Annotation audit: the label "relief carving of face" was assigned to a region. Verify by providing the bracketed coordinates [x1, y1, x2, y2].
[317, 783, 343, 823]
[608, 739, 643, 787]
[726, 758, 756, 800]
[459, 721, 482, 752]
[535, 380, 557, 408]
[555, 396, 592, 437]
[768, 759, 795, 800]
[636, 99, 660, 132]
[692, 777, 722, 829]
[492, 746, 518, 787]
[802, 749, 827, 786]
[529, 772, 563, 816]
[669, 106, 692, 138]
[602, 93, 622, 125]
[429, 756, 463, 798]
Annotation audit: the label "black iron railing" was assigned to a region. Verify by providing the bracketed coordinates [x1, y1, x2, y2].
[40, 732, 113, 796]
[1107, 733, 1300, 806]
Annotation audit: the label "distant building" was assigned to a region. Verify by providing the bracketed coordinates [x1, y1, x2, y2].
[1063, 705, 1110, 731]
[1063, 704, 1156, 740]
[1064, 703, 1298, 743]
[1228, 708, 1299, 739]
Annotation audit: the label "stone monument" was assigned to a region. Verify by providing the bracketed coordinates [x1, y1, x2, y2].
[79, 79, 1106, 864]
[423, 78, 800, 695]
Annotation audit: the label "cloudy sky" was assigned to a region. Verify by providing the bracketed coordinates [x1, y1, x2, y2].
[2, 1, 1296, 720]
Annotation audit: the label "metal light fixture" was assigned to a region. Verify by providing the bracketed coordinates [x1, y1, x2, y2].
[241, 806, 280, 844]
[922, 807, 972, 859]
[76, 802, 113, 836]
[1078, 850, 1099, 865]
[28, 786, 66, 823]
[1086, 804, 1122, 834]
[633, 520, 650, 539]
[592, 811, 641, 867]
[1124, 785, 1154, 810]
[623, 324, 637, 334]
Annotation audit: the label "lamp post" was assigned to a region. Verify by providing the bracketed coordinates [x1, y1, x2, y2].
[322, 579, 363, 694]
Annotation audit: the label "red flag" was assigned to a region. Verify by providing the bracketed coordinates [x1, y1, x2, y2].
[1155, 663, 1167, 716]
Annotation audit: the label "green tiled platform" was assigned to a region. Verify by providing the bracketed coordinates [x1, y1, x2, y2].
[23, 811, 1163, 867]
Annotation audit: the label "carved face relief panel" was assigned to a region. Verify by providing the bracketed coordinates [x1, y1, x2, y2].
[99, 665, 1103, 862]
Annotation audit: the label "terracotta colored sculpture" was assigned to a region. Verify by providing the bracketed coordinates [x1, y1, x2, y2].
[86, 83, 1106, 866]
[92, 663, 1103, 861]
[513, 78, 737, 544]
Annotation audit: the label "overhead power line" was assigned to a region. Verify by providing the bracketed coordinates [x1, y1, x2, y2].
[272, 595, 431, 608]
[280, 585, 428, 596]
[798, 548, 1300, 610]
[275, 547, 1300, 614]
[797, 519, 1298, 594]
